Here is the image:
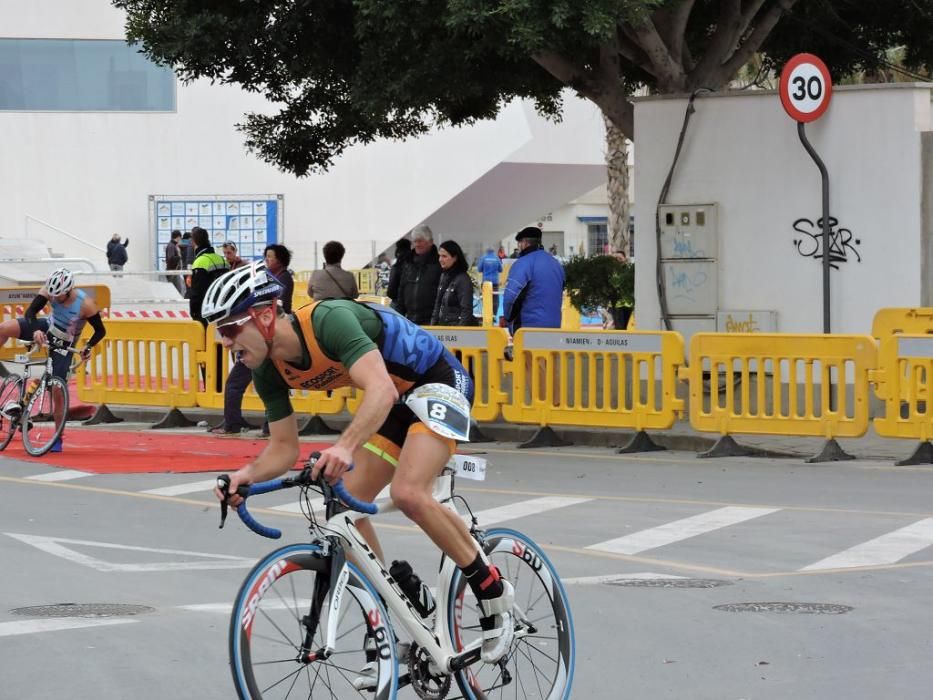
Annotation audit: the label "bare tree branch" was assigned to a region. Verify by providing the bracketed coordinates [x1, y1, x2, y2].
[718, 0, 801, 82]
[617, 28, 656, 76]
[689, 0, 743, 88]
[650, 0, 696, 66]
[736, 0, 769, 38]
[532, 50, 635, 137]
[626, 15, 686, 90]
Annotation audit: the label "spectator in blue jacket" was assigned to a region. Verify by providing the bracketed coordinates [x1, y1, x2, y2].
[502, 226, 564, 334]
[476, 246, 503, 319]
[476, 247, 503, 288]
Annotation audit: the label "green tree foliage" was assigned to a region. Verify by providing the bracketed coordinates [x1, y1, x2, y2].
[114, 0, 933, 176]
[563, 254, 634, 311]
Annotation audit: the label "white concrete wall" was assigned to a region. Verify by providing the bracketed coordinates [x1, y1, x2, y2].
[0, 0, 607, 273]
[634, 84, 933, 336]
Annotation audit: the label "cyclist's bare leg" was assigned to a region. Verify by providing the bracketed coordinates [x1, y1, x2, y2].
[0, 319, 20, 347]
[390, 432, 477, 567]
[343, 446, 395, 563]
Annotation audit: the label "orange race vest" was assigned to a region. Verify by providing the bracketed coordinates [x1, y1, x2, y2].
[272, 302, 416, 394]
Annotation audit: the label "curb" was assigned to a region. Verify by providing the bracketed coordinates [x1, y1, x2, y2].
[91, 405, 806, 459]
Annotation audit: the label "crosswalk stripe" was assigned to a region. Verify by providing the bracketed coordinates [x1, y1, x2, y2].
[26, 470, 92, 482]
[586, 506, 780, 555]
[0, 618, 136, 637]
[801, 518, 933, 571]
[142, 479, 219, 496]
[471, 496, 593, 526]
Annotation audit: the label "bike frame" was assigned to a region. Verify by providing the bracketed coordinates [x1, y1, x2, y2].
[317, 473, 483, 673]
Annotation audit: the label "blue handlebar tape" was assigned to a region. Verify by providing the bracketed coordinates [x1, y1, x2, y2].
[236, 502, 282, 540]
[333, 481, 378, 515]
[247, 479, 284, 496]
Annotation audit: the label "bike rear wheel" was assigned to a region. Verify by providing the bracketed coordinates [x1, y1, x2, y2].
[229, 543, 398, 699]
[449, 528, 575, 700]
[0, 375, 23, 451]
[22, 375, 68, 456]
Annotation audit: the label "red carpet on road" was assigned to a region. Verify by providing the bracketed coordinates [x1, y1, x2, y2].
[0, 429, 334, 474]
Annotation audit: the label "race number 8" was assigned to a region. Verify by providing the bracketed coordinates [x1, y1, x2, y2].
[429, 402, 448, 420]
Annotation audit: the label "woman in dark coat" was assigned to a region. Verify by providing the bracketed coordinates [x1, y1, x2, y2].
[431, 240, 476, 326]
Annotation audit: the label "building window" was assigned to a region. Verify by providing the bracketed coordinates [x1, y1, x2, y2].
[0, 39, 175, 111]
[587, 223, 608, 257]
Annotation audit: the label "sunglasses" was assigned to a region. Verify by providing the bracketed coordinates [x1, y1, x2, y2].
[215, 315, 253, 340]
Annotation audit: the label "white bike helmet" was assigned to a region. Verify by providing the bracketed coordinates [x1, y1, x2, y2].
[201, 261, 284, 325]
[46, 268, 74, 296]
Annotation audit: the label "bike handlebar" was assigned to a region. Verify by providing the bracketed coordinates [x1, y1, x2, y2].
[217, 453, 379, 539]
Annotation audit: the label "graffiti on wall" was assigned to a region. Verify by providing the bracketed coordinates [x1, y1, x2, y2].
[792, 216, 862, 269]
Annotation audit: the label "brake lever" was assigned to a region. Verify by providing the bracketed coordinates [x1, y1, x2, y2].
[217, 475, 231, 529]
[216, 475, 250, 529]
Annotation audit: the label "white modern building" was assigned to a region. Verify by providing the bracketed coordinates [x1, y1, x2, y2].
[0, 0, 611, 277]
[633, 83, 933, 338]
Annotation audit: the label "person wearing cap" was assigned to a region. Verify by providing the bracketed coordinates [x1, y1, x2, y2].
[502, 226, 564, 333]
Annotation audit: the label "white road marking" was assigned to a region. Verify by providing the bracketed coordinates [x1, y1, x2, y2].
[26, 470, 92, 482]
[562, 572, 687, 585]
[586, 506, 780, 555]
[5, 533, 254, 572]
[0, 618, 137, 638]
[801, 518, 933, 571]
[470, 496, 593, 526]
[179, 599, 312, 614]
[142, 479, 219, 496]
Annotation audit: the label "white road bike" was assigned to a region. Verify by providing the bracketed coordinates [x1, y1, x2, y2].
[218, 452, 575, 699]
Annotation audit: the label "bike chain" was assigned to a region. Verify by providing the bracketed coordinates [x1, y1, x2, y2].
[408, 642, 452, 700]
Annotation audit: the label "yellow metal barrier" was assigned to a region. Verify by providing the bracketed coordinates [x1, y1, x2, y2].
[873, 334, 933, 441]
[346, 327, 510, 423]
[872, 307, 933, 340]
[871, 308, 933, 401]
[502, 329, 685, 430]
[76, 319, 202, 408]
[684, 333, 877, 438]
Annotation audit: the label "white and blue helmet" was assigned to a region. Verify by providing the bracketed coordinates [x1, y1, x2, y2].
[201, 261, 284, 325]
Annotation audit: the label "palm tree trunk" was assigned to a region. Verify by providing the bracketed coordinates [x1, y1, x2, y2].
[604, 113, 630, 255]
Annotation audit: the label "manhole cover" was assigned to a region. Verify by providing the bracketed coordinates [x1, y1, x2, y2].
[11, 603, 154, 618]
[713, 602, 853, 614]
[607, 578, 731, 589]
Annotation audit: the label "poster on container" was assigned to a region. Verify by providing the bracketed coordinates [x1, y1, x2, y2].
[149, 194, 283, 269]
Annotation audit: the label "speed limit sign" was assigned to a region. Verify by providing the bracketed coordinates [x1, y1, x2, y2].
[779, 53, 832, 122]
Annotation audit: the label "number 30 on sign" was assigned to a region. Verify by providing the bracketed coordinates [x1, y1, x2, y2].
[779, 53, 832, 123]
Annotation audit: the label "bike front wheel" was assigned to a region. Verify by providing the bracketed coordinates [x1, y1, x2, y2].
[0, 375, 23, 451]
[448, 528, 575, 700]
[22, 375, 68, 456]
[229, 543, 398, 699]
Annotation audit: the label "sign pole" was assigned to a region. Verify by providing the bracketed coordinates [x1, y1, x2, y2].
[779, 52, 833, 334]
[796, 121, 831, 334]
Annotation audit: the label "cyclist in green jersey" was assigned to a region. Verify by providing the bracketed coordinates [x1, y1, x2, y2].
[208, 262, 515, 665]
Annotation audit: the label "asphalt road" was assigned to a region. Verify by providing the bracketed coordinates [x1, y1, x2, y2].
[2, 440, 933, 699]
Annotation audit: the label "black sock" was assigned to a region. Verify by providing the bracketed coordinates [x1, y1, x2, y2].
[462, 553, 504, 601]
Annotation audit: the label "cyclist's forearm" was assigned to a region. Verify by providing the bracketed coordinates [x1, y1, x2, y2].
[85, 313, 106, 347]
[24, 295, 48, 322]
[336, 389, 396, 453]
[245, 439, 300, 484]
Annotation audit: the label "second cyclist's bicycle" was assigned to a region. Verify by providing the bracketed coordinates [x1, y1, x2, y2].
[218, 452, 575, 699]
[0, 336, 81, 456]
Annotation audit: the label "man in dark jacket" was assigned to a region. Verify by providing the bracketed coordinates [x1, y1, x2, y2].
[106, 234, 129, 271]
[393, 225, 441, 325]
[503, 226, 564, 333]
[188, 227, 229, 327]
